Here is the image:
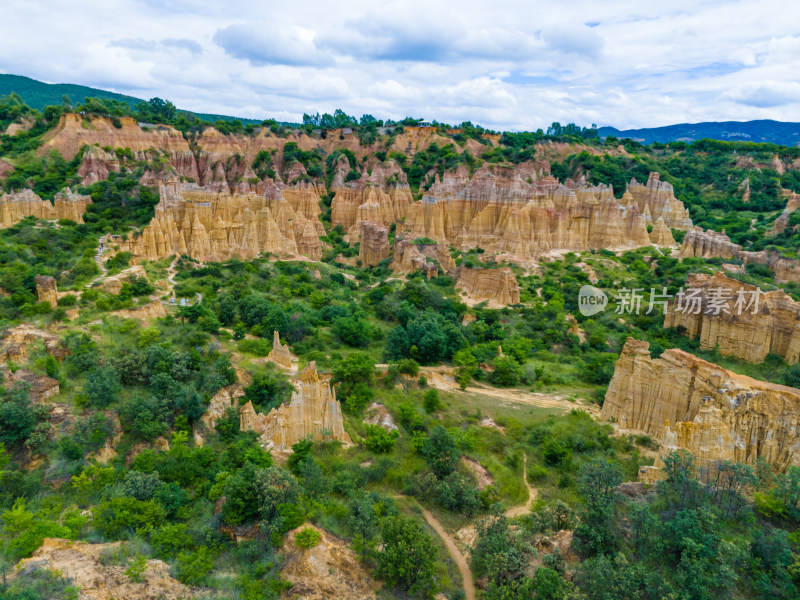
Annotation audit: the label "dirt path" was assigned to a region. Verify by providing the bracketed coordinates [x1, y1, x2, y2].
[419, 506, 475, 600]
[84, 235, 109, 288]
[162, 255, 202, 305]
[376, 364, 597, 414]
[504, 454, 537, 519]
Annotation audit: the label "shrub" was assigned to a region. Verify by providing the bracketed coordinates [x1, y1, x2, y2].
[396, 358, 420, 376]
[363, 425, 398, 453]
[93, 497, 166, 539]
[489, 355, 523, 386]
[295, 527, 322, 550]
[175, 547, 214, 585]
[376, 515, 436, 597]
[423, 389, 441, 413]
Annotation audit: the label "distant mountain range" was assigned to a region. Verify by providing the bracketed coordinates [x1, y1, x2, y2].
[599, 120, 800, 146]
[4, 74, 800, 146]
[0, 74, 261, 124]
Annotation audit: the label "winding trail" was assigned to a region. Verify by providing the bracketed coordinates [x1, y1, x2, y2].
[162, 255, 202, 305]
[84, 235, 109, 288]
[504, 454, 537, 519]
[418, 506, 476, 600]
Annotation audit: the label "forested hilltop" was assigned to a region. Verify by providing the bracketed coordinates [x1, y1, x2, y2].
[1, 90, 800, 600]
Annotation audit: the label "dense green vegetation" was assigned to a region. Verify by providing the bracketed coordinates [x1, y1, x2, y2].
[2, 89, 800, 599]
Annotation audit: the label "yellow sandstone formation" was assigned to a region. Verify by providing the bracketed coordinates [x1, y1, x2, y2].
[331, 158, 413, 236]
[391, 238, 455, 278]
[0, 188, 91, 227]
[455, 266, 521, 307]
[602, 338, 800, 477]
[114, 181, 322, 262]
[239, 361, 352, 452]
[266, 330, 293, 369]
[109, 300, 167, 321]
[664, 271, 800, 364]
[681, 227, 800, 284]
[15, 538, 196, 600]
[624, 172, 693, 229]
[0, 324, 63, 361]
[34, 275, 58, 307]
[649, 217, 676, 246]
[399, 165, 687, 263]
[96, 265, 148, 295]
[358, 221, 390, 266]
[768, 192, 800, 236]
[282, 525, 378, 600]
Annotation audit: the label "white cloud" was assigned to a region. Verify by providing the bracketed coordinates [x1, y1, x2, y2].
[724, 81, 800, 108]
[0, 0, 798, 129]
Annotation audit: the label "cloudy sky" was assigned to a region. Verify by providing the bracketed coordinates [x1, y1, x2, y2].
[1, 0, 799, 130]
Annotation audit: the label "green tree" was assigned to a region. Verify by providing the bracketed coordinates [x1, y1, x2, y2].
[423, 389, 441, 413]
[572, 460, 622, 557]
[363, 425, 398, 453]
[376, 515, 436, 597]
[490, 355, 523, 386]
[421, 426, 459, 478]
[295, 527, 322, 550]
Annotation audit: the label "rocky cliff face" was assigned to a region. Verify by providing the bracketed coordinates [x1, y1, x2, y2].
[114, 181, 322, 262]
[239, 361, 351, 452]
[35, 275, 58, 307]
[358, 221, 390, 266]
[0, 324, 63, 362]
[768, 192, 800, 236]
[664, 271, 800, 364]
[455, 266, 520, 307]
[331, 157, 413, 236]
[602, 338, 800, 475]
[680, 227, 741, 260]
[391, 238, 455, 278]
[281, 525, 378, 600]
[649, 217, 676, 246]
[625, 172, 693, 229]
[399, 166, 688, 263]
[0, 188, 91, 227]
[267, 330, 293, 369]
[16, 538, 196, 600]
[681, 227, 800, 284]
[96, 265, 148, 295]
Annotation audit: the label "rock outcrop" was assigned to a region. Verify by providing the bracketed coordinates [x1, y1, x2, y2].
[649, 217, 676, 246]
[602, 338, 800, 476]
[240, 362, 351, 452]
[664, 271, 800, 364]
[680, 227, 741, 260]
[624, 172, 693, 229]
[96, 265, 148, 295]
[35, 275, 58, 307]
[266, 330, 293, 369]
[681, 227, 800, 284]
[202, 384, 244, 431]
[2, 368, 60, 401]
[0, 324, 64, 361]
[399, 165, 689, 263]
[768, 192, 800, 236]
[455, 266, 520, 307]
[281, 525, 378, 600]
[114, 181, 322, 262]
[15, 538, 197, 600]
[331, 158, 413, 236]
[364, 403, 398, 431]
[109, 300, 167, 321]
[358, 221, 390, 267]
[0, 188, 91, 227]
[391, 238, 455, 278]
